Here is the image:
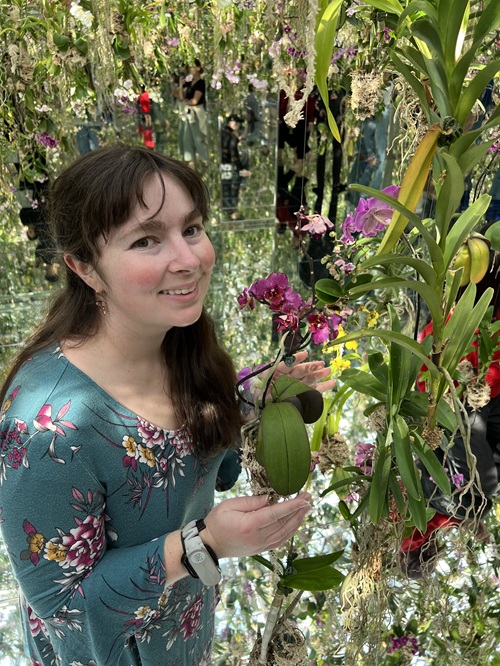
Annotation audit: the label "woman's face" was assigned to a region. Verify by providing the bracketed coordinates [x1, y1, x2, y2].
[83, 173, 215, 340]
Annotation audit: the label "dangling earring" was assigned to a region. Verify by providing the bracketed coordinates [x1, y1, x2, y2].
[95, 295, 107, 315]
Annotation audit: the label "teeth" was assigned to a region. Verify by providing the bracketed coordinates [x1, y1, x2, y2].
[162, 287, 195, 295]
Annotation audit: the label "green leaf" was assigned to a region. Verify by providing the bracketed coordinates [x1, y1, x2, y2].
[53, 32, 71, 51]
[362, 0, 403, 14]
[450, 104, 500, 159]
[442, 194, 492, 268]
[389, 472, 408, 517]
[456, 60, 500, 126]
[314, 0, 343, 141]
[390, 49, 432, 121]
[441, 286, 495, 389]
[361, 254, 438, 286]
[251, 554, 277, 572]
[407, 489, 428, 533]
[411, 18, 444, 62]
[412, 432, 451, 495]
[484, 221, 500, 253]
[291, 551, 344, 572]
[393, 416, 421, 500]
[320, 473, 368, 498]
[315, 278, 344, 303]
[434, 152, 465, 242]
[368, 351, 389, 386]
[437, 0, 469, 77]
[369, 442, 391, 524]
[282, 566, 344, 591]
[272, 375, 318, 400]
[457, 139, 497, 178]
[340, 369, 387, 402]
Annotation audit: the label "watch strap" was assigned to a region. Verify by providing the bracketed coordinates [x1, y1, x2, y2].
[180, 519, 221, 586]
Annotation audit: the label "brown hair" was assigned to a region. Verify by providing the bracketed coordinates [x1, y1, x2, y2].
[0, 145, 242, 456]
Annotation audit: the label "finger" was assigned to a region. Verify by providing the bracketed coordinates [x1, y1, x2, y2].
[264, 505, 311, 549]
[252, 495, 311, 530]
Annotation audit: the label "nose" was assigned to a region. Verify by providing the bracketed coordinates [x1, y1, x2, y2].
[166, 237, 201, 273]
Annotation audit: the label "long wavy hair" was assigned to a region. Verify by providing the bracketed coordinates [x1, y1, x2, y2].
[1, 145, 242, 456]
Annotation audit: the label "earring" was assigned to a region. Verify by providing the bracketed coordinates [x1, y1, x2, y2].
[95, 296, 107, 315]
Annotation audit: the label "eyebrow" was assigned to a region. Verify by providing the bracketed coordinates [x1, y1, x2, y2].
[118, 209, 202, 241]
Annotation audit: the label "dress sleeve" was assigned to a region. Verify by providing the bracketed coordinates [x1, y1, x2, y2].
[0, 414, 171, 662]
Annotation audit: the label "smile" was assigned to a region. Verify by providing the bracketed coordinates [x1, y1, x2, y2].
[160, 286, 196, 295]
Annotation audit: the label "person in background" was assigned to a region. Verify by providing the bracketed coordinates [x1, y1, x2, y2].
[136, 85, 155, 149]
[220, 113, 251, 220]
[0, 145, 333, 665]
[179, 59, 208, 173]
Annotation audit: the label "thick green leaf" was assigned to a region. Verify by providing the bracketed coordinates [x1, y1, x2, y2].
[393, 416, 421, 500]
[434, 152, 465, 242]
[282, 567, 344, 591]
[272, 375, 318, 400]
[363, 0, 403, 14]
[314, 0, 343, 141]
[407, 490, 429, 533]
[361, 254, 438, 286]
[291, 551, 344, 572]
[399, 1, 438, 26]
[411, 18, 444, 62]
[437, 0, 469, 77]
[315, 278, 344, 303]
[484, 221, 500, 252]
[450, 104, 500, 159]
[368, 351, 389, 386]
[320, 473, 368, 498]
[369, 443, 391, 524]
[442, 194, 492, 268]
[389, 470, 408, 517]
[340, 369, 387, 402]
[412, 432, 451, 496]
[456, 60, 500, 126]
[390, 49, 432, 121]
[457, 138, 497, 177]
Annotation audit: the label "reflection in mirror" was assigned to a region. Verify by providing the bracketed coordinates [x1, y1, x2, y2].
[215, 88, 278, 225]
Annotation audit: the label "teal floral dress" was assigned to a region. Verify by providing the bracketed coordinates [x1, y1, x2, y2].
[0, 345, 240, 665]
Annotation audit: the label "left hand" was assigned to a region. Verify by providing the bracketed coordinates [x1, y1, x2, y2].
[273, 351, 335, 394]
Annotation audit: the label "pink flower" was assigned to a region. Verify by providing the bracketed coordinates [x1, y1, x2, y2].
[237, 287, 255, 310]
[276, 312, 300, 332]
[341, 185, 400, 244]
[299, 213, 334, 239]
[249, 273, 305, 313]
[307, 313, 331, 344]
[60, 514, 105, 572]
[354, 442, 375, 475]
[26, 604, 46, 638]
[179, 595, 204, 639]
[171, 430, 194, 457]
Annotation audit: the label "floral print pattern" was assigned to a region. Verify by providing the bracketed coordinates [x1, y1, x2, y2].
[0, 346, 233, 664]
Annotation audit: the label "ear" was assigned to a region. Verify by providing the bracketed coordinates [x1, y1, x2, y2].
[64, 254, 104, 292]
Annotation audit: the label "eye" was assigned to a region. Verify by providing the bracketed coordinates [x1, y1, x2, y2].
[184, 223, 204, 238]
[132, 237, 155, 248]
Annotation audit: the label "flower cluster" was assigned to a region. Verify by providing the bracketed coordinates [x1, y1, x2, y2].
[35, 132, 59, 148]
[298, 212, 334, 239]
[387, 634, 419, 655]
[341, 185, 400, 244]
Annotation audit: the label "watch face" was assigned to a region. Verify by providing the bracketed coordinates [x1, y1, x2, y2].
[191, 550, 206, 565]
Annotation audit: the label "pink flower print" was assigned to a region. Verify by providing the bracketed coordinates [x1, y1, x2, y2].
[33, 401, 77, 436]
[20, 520, 46, 565]
[179, 595, 204, 639]
[7, 445, 27, 469]
[138, 419, 166, 448]
[27, 604, 47, 638]
[60, 514, 105, 572]
[171, 430, 194, 457]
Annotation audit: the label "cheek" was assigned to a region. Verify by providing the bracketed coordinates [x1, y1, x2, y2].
[202, 241, 216, 271]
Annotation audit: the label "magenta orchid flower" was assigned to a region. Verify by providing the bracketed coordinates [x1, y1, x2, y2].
[240, 273, 305, 313]
[341, 185, 400, 244]
[299, 213, 334, 239]
[306, 313, 331, 344]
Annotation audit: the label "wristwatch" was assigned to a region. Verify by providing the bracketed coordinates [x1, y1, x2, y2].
[181, 519, 221, 586]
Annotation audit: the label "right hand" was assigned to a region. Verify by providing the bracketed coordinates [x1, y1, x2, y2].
[202, 493, 311, 559]
[239, 169, 251, 177]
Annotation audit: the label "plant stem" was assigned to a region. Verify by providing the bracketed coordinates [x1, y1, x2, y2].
[258, 590, 284, 664]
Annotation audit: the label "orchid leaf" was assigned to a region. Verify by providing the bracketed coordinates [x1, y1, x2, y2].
[362, 0, 404, 14]
[457, 138, 497, 177]
[434, 151, 465, 242]
[282, 566, 344, 591]
[412, 432, 451, 496]
[437, 0, 469, 76]
[393, 415, 421, 500]
[340, 369, 387, 402]
[361, 254, 438, 286]
[314, 0, 342, 141]
[484, 221, 500, 252]
[456, 60, 500, 126]
[450, 104, 500, 158]
[407, 484, 428, 533]
[375, 124, 441, 256]
[442, 194, 492, 267]
[369, 441, 391, 524]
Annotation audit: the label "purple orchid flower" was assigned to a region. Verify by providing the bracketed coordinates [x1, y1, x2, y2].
[341, 185, 400, 244]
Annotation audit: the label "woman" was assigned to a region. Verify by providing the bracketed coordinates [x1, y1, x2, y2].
[0, 145, 332, 664]
[179, 59, 208, 172]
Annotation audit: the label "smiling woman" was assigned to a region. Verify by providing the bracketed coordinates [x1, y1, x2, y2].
[0, 145, 326, 665]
